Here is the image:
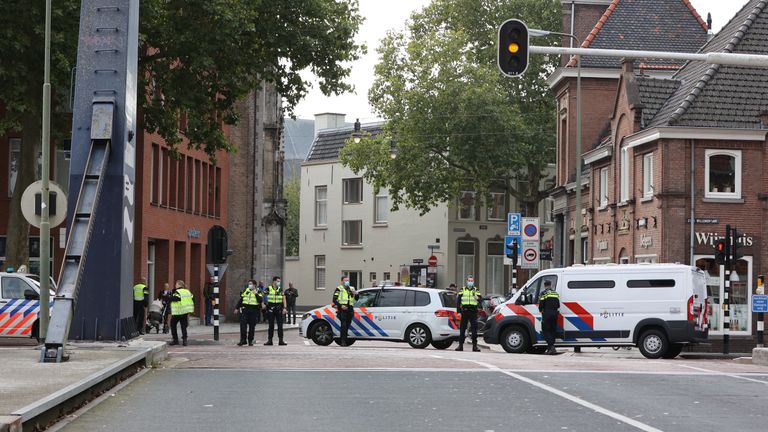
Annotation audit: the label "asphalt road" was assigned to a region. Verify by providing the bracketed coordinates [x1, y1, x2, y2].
[55, 328, 768, 432]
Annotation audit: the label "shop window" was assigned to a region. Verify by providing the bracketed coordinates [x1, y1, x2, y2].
[695, 255, 751, 334]
[705, 150, 741, 198]
[458, 191, 476, 221]
[343, 178, 363, 204]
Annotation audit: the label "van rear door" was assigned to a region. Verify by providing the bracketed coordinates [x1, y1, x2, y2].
[690, 269, 708, 333]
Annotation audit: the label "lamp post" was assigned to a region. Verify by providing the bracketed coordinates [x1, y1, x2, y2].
[39, 0, 53, 341]
[529, 29, 582, 265]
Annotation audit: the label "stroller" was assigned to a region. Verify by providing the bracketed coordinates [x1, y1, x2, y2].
[146, 299, 166, 334]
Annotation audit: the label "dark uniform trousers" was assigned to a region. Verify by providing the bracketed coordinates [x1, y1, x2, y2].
[338, 308, 353, 343]
[133, 300, 146, 333]
[170, 314, 189, 341]
[541, 309, 558, 348]
[459, 307, 479, 344]
[240, 307, 259, 342]
[266, 304, 284, 341]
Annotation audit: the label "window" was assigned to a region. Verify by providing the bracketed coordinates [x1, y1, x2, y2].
[0, 236, 54, 276]
[627, 279, 675, 288]
[355, 289, 379, 307]
[458, 191, 476, 220]
[343, 178, 363, 204]
[369, 272, 377, 282]
[374, 189, 388, 224]
[567, 280, 616, 289]
[620, 147, 629, 202]
[55, 140, 71, 192]
[456, 240, 476, 284]
[440, 291, 457, 308]
[342, 220, 362, 245]
[1, 276, 34, 299]
[635, 255, 658, 264]
[705, 150, 741, 198]
[487, 192, 505, 221]
[520, 275, 558, 305]
[413, 291, 431, 306]
[599, 167, 608, 208]
[315, 186, 327, 226]
[543, 197, 555, 224]
[642, 153, 654, 199]
[314, 255, 326, 290]
[383, 272, 391, 282]
[378, 289, 408, 307]
[486, 241, 504, 294]
[8, 138, 21, 197]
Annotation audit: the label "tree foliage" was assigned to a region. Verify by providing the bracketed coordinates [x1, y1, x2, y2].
[0, 0, 364, 267]
[284, 175, 300, 257]
[340, 0, 559, 216]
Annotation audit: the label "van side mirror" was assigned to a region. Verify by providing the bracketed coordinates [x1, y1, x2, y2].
[24, 289, 39, 300]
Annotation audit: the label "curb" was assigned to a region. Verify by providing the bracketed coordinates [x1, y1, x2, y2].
[753, 347, 768, 366]
[0, 416, 21, 432]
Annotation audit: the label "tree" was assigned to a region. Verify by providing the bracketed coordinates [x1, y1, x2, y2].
[0, 0, 364, 268]
[284, 176, 300, 257]
[340, 0, 559, 216]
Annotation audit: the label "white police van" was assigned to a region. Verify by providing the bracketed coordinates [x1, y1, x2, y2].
[300, 286, 461, 349]
[483, 264, 709, 359]
[0, 272, 56, 340]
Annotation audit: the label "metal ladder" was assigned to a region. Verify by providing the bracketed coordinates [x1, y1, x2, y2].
[42, 137, 111, 362]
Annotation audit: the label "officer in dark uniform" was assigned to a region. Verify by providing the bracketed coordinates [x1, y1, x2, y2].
[538, 280, 560, 355]
[333, 276, 358, 346]
[236, 281, 260, 346]
[456, 275, 482, 352]
[263, 276, 287, 346]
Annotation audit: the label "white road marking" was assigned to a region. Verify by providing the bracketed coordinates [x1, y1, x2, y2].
[675, 364, 768, 385]
[304, 341, 310, 345]
[454, 358, 664, 432]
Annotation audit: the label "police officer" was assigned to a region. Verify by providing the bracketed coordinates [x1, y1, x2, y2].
[456, 275, 482, 352]
[132, 277, 149, 334]
[538, 280, 560, 355]
[236, 281, 260, 346]
[333, 276, 358, 347]
[169, 280, 194, 346]
[263, 276, 287, 346]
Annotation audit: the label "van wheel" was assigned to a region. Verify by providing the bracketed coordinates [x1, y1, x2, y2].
[662, 343, 684, 359]
[638, 329, 669, 359]
[406, 324, 432, 349]
[310, 321, 334, 346]
[430, 339, 453, 350]
[500, 326, 529, 354]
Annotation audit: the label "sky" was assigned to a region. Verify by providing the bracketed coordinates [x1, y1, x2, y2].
[291, 0, 750, 122]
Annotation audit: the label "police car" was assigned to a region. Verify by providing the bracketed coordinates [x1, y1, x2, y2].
[0, 272, 56, 340]
[300, 286, 460, 349]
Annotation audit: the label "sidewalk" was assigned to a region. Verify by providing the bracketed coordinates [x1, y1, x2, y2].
[0, 340, 166, 431]
[141, 319, 301, 341]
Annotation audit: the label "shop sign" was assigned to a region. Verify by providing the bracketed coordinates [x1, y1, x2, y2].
[686, 218, 719, 224]
[695, 232, 754, 247]
[188, 228, 201, 239]
[596, 240, 609, 251]
[640, 234, 652, 249]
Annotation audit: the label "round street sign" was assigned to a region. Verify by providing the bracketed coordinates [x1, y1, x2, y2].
[523, 248, 538, 261]
[428, 255, 438, 266]
[21, 180, 68, 228]
[524, 223, 538, 238]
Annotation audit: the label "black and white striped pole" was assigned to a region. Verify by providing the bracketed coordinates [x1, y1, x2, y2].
[757, 275, 764, 348]
[723, 225, 731, 355]
[213, 265, 219, 341]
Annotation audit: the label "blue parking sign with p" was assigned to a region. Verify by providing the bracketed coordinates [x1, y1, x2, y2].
[508, 213, 521, 235]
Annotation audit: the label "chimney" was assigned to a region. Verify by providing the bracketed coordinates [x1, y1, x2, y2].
[314, 112, 346, 138]
[707, 13, 714, 41]
[621, 58, 634, 73]
[759, 110, 768, 128]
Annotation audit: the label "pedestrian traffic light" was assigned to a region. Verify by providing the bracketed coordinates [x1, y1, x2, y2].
[207, 225, 229, 264]
[714, 240, 726, 265]
[498, 19, 529, 77]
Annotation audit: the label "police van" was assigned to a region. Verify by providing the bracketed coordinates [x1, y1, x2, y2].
[483, 264, 709, 359]
[0, 272, 56, 340]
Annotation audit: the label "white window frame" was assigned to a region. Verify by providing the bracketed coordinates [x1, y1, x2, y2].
[342, 220, 363, 246]
[642, 153, 654, 199]
[374, 189, 388, 224]
[315, 186, 328, 227]
[599, 167, 608, 208]
[342, 178, 363, 204]
[314, 255, 326, 290]
[487, 192, 506, 221]
[458, 191, 476, 221]
[620, 147, 629, 203]
[704, 149, 741, 199]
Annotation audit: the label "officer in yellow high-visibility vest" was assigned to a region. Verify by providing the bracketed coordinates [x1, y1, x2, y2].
[236, 281, 260, 346]
[456, 275, 482, 352]
[132, 277, 149, 335]
[333, 276, 358, 346]
[262, 276, 287, 346]
[169, 280, 194, 346]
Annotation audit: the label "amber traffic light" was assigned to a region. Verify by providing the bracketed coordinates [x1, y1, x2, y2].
[498, 19, 529, 77]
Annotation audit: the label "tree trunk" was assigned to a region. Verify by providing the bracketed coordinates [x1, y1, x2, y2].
[5, 113, 39, 270]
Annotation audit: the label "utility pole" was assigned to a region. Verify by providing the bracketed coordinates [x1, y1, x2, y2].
[39, 0, 52, 341]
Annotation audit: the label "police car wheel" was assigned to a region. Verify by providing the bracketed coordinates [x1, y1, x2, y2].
[430, 339, 453, 350]
[500, 326, 529, 354]
[310, 321, 334, 346]
[406, 324, 432, 349]
[638, 329, 669, 359]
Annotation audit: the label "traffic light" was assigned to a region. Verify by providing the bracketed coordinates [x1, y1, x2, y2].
[506, 238, 519, 265]
[731, 228, 741, 261]
[498, 19, 529, 77]
[207, 225, 229, 264]
[714, 240, 726, 265]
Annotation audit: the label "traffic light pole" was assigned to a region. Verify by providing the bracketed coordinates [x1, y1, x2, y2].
[213, 265, 219, 341]
[723, 225, 731, 355]
[758, 275, 765, 348]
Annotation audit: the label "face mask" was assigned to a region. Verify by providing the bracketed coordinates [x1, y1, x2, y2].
[467, 281, 474, 287]
[344, 281, 350, 287]
[276, 282, 281, 288]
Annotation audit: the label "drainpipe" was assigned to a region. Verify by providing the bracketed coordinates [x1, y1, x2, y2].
[570, 1, 576, 48]
[689, 139, 696, 265]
